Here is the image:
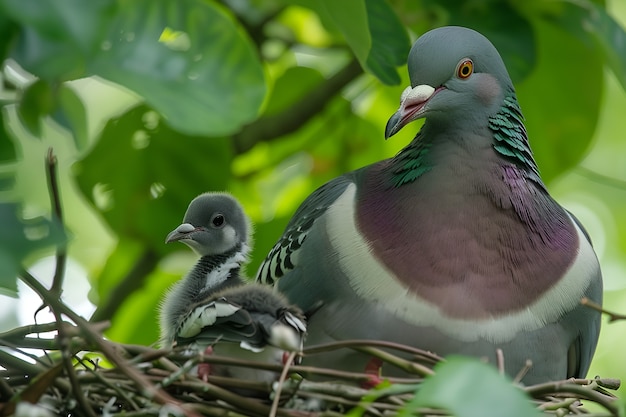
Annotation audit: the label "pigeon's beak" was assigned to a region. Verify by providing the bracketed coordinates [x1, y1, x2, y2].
[165, 223, 198, 243]
[385, 84, 438, 139]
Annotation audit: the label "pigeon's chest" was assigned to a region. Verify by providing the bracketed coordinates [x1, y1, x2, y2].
[324, 163, 596, 324]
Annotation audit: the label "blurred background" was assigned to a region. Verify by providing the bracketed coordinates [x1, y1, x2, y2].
[1, 0, 625, 385]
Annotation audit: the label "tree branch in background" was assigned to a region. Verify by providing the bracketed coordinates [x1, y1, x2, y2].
[45, 148, 66, 297]
[89, 248, 159, 323]
[576, 166, 626, 190]
[233, 59, 364, 154]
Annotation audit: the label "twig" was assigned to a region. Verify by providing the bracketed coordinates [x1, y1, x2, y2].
[45, 148, 66, 297]
[175, 379, 301, 417]
[18, 269, 201, 417]
[74, 356, 142, 411]
[270, 351, 297, 417]
[496, 348, 505, 376]
[304, 339, 444, 364]
[0, 377, 14, 399]
[512, 359, 533, 384]
[581, 297, 626, 322]
[525, 379, 618, 415]
[354, 346, 434, 377]
[56, 318, 97, 417]
[0, 339, 53, 367]
[0, 322, 64, 340]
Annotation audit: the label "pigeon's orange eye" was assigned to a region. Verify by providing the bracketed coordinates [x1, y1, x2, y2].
[456, 59, 473, 79]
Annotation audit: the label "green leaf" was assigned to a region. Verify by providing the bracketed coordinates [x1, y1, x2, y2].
[318, 0, 370, 67]
[90, 0, 266, 136]
[0, 109, 18, 163]
[73, 104, 233, 247]
[543, 0, 626, 91]
[402, 356, 541, 417]
[0, 0, 116, 80]
[53, 85, 90, 151]
[16, 79, 55, 137]
[0, 202, 66, 296]
[364, 0, 410, 85]
[0, 13, 17, 62]
[516, 20, 603, 182]
[422, 0, 536, 83]
[312, 0, 408, 84]
[264, 66, 325, 117]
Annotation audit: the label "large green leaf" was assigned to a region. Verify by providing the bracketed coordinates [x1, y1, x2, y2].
[16, 79, 55, 138]
[263, 66, 325, 116]
[91, 0, 266, 136]
[363, 0, 410, 85]
[303, 0, 409, 85]
[53, 85, 90, 151]
[73, 104, 233, 247]
[1, 0, 266, 137]
[543, 0, 626, 90]
[0, 109, 18, 163]
[318, 0, 370, 67]
[0, 202, 66, 297]
[516, 21, 603, 183]
[401, 356, 541, 417]
[0, 0, 115, 80]
[421, 0, 536, 83]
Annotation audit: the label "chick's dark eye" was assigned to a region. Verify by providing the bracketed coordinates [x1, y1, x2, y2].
[211, 214, 225, 228]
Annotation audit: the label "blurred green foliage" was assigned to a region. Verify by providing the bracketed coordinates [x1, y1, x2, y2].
[1, 0, 626, 409]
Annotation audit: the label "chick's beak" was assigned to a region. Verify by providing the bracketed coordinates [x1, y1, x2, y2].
[165, 223, 197, 244]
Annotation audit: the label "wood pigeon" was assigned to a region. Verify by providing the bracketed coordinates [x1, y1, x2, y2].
[255, 26, 603, 384]
[159, 192, 306, 384]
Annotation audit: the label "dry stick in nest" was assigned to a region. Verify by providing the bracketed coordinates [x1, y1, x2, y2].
[45, 149, 97, 417]
[1, 323, 621, 416]
[526, 378, 619, 416]
[12, 148, 202, 417]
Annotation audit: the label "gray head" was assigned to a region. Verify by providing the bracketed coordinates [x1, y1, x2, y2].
[386, 26, 514, 137]
[166, 192, 252, 256]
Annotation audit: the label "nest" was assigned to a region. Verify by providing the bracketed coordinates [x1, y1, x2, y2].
[0, 312, 620, 417]
[2, 152, 620, 416]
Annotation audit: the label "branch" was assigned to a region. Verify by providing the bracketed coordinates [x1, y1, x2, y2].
[232, 59, 363, 154]
[304, 339, 444, 364]
[581, 297, 626, 322]
[18, 269, 201, 417]
[525, 378, 619, 415]
[89, 248, 159, 322]
[575, 166, 626, 190]
[45, 148, 66, 297]
[55, 306, 97, 416]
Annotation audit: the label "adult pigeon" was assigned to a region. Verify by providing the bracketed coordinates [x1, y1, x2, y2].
[160, 192, 306, 384]
[256, 26, 603, 384]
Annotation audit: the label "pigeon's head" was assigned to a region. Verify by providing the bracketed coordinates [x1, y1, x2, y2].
[385, 26, 514, 138]
[166, 192, 251, 256]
